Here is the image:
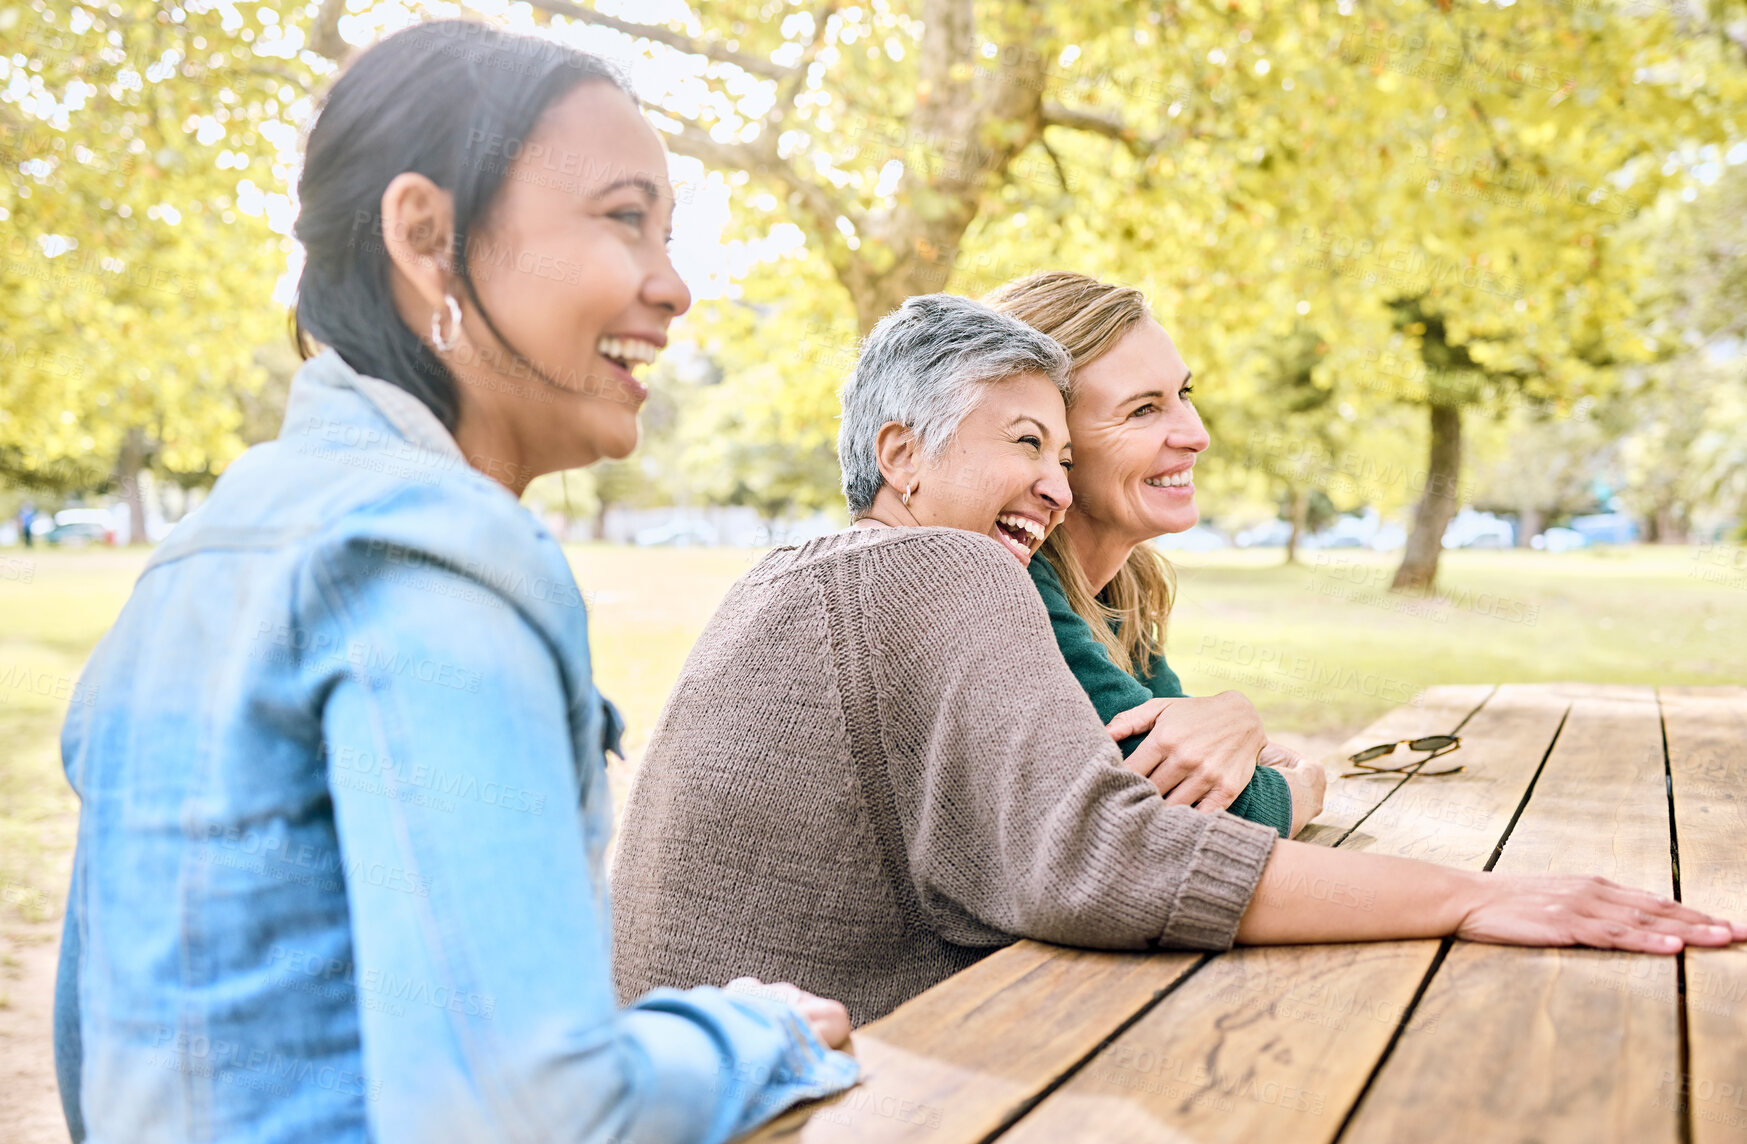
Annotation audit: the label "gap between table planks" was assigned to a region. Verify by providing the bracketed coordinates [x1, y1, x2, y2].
[1338, 684, 1680, 1144]
[1662, 686, 1747, 1144]
[743, 684, 1498, 1144]
[999, 682, 1574, 1144]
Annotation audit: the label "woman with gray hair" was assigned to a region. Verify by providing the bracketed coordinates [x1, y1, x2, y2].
[611, 294, 1743, 1028]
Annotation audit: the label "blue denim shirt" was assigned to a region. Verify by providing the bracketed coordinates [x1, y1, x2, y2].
[55, 349, 856, 1143]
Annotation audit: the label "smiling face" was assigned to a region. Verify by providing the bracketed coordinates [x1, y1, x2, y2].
[908, 371, 1074, 565]
[1061, 318, 1208, 548]
[445, 81, 691, 473]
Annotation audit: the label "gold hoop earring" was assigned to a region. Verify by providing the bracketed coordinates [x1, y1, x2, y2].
[430, 293, 462, 353]
[901, 482, 914, 507]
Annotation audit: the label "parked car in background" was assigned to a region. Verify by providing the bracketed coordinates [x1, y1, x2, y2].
[1567, 513, 1639, 546]
[1151, 524, 1230, 551]
[1235, 519, 1294, 548]
[1442, 508, 1515, 549]
[1532, 527, 1587, 552]
[1367, 523, 1407, 551]
[45, 508, 117, 546]
[632, 520, 718, 547]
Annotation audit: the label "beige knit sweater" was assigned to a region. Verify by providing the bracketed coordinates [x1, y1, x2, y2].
[610, 526, 1277, 1026]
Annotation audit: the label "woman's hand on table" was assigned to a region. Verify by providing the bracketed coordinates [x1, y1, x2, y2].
[1259, 741, 1327, 836]
[1454, 874, 1747, 952]
[1238, 842, 1747, 949]
[725, 978, 852, 1049]
[1106, 691, 1267, 813]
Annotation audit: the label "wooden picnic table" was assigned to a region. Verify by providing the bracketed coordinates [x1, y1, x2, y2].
[748, 683, 1747, 1144]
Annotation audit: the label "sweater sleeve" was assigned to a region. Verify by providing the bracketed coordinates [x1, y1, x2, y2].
[858, 531, 1277, 953]
[1028, 556, 1293, 838]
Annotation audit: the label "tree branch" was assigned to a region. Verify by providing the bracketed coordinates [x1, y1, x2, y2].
[308, 0, 348, 63]
[770, 0, 841, 118]
[517, 0, 796, 80]
[657, 116, 862, 276]
[1036, 134, 1070, 191]
[1468, 97, 1510, 171]
[1040, 101, 1150, 156]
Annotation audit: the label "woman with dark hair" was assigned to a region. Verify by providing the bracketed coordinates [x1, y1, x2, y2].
[53, 21, 853, 1144]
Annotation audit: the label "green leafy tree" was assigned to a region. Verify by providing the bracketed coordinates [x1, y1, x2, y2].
[0, 0, 346, 538]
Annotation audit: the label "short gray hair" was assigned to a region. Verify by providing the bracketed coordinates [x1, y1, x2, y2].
[838, 294, 1071, 518]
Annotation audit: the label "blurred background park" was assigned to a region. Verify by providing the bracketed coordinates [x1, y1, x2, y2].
[3, 0, 1747, 1136]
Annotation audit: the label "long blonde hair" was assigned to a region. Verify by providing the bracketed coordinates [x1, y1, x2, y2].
[982, 271, 1177, 676]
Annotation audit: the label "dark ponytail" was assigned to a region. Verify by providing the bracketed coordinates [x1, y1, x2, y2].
[293, 21, 630, 430]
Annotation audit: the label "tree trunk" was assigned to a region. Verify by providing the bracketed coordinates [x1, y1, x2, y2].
[1655, 505, 1686, 544]
[119, 427, 148, 546]
[593, 497, 611, 543]
[1516, 505, 1543, 549]
[1391, 403, 1463, 592]
[1284, 485, 1309, 565]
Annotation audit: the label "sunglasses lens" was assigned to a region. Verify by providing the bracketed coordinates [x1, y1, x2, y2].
[1408, 736, 1458, 752]
[1350, 744, 1395, 763]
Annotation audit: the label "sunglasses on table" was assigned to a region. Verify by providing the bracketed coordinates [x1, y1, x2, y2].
[1341, 735, 1463, 779]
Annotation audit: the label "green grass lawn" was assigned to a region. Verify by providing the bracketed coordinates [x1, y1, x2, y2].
[1, 541, 1742, 928]
[1164, 544, 1743, 733]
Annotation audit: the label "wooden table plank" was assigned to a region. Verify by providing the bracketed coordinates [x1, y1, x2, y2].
[744, 943, 1205, 1142]
[1297, 683, 1496, 847]
[1341, 685, 1680, 1144]
[998, 684, 1570, 1143]
[747, 686, 1497, 1142]
[744, 684, 1495, 1138]
[1661, 686, 1747, 1144]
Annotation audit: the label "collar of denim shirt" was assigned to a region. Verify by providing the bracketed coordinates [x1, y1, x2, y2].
[288, 351, 628, 760]
[287, 348, 467, 465]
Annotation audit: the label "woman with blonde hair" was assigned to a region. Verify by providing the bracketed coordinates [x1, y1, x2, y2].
[984, 272, 1325, 837]
[612, 292, 1742, 1031]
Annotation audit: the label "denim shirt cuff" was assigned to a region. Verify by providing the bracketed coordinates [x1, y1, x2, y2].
[600, 696, 627, 760]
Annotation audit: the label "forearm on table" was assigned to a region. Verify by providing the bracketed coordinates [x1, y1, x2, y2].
[1234, 840, 1473, 945]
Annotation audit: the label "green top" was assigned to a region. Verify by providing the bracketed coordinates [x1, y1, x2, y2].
[1028, 554, 1294, 838]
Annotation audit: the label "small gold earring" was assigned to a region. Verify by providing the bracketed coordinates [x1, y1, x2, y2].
[901, 482, 914, 507]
